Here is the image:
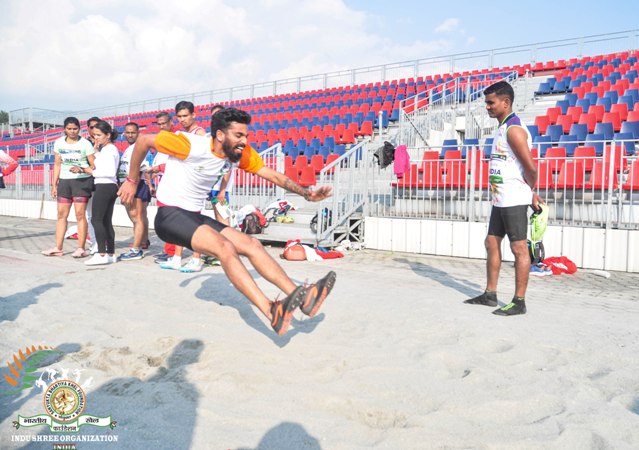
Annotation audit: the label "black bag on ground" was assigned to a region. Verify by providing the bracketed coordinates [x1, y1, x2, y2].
[242, 213, 263, 234]
[527, 239, 545, 264]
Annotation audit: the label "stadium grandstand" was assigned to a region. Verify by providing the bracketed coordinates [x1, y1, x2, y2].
[2, 30, 639, 272]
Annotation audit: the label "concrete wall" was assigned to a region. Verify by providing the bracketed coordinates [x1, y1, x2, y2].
[0, 199, 157, 229]
[2, 199, 637, 272]
[364, 216, 639, 273]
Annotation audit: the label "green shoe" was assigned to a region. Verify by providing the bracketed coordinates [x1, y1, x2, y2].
[492, 298, 527, 316]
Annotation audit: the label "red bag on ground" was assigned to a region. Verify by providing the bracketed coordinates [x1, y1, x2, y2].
[281, 240, 306, 261]
[542, 256, 577, 275]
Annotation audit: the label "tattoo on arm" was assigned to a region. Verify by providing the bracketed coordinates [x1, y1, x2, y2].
[283, 177, 309, 199]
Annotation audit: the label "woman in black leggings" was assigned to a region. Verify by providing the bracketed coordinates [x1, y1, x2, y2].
[73, 121, 121, 266]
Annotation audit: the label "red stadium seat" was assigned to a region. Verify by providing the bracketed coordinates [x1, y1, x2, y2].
[298, 165, 317, 187]
[622, 159, 639, 191]
[534, 116, 550, 135]
[573, 146, 596, 172]
[544, 147, 566, 173]
[555, 160, 585, 189]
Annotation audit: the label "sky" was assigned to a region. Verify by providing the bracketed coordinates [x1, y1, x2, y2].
[1, 0, 638, 114]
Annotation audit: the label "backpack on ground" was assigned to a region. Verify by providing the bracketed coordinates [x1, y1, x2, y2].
[241, 209, 268, 234]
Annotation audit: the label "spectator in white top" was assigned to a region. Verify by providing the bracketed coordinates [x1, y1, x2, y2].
[77, 120, 121, 266]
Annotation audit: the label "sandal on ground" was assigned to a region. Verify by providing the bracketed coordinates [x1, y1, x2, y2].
[42, 247, 64, 257]
[71, 248, 90, 258]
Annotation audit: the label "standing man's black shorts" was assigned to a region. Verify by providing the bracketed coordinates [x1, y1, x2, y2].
[134, 180, 152, 203]
[487, 205, 528, 242]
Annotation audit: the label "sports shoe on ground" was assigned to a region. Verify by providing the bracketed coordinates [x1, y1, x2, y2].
[493, 298, 527, 316]
[301, 271, 337, 317]
[270, 286, 305, 335]
[530, 263, 552, 276]
[160, 257, 182, 270]
[85, 254, 112, 266]
[463, 291, 498, 307]
[154, 252, 171, 263]
[202, 256, 221, 266]
[119, 249, 144, 261]
[141, 240, 151, 250]
[180, 258, 203, 273]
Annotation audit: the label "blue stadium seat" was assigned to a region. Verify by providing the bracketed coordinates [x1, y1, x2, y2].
[555, 99, 569, 114]
[585, 133, 605, 156]
[288, 147, 299, 160]
[584, 92, 598, 105]
[535, 82, 552, 95]
[596, 97, 612, 113]
[618, 95, 635, 109]
[545, 124, 564, 143]
[551, 80, 568, 93]
[558, 134, 579, 157]
[614, 132, 636, 155]
[527, 124, 540, 139]
[564, 93, 578, 107]
[620, 121, 639, 139]
[318, 147, 331, 159]
[594, 122, 614, 140]
[603, 90, 618, 104]
[575, 98, 591, 111]
[569, 123, 589, 142]
[625, 89, 639, 104]
[333, 144, 346, 156]
[533, 135, 552, 156]
[483, 137, 494, 158]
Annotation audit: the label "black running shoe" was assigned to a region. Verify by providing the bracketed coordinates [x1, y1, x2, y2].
[492, 298, 527, 316]
[464, 291, 498, 307]
[301, 271, 337, 317]
[154, 252, 171, 263]
[271, 286, 305, 335]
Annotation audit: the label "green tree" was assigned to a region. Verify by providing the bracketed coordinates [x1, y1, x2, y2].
[0, 110, 8, 124]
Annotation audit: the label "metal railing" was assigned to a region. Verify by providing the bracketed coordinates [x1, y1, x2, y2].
[229, 143, 284, 211]
[398, 71, 527, 148]
[3, 140, 639, 233]
[315, 140, 369, 242]
[9, 30, 639, 129]
[365, 141, 639, 230]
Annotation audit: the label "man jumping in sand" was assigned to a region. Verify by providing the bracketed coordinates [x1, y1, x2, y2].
[118, 108, 336, 335]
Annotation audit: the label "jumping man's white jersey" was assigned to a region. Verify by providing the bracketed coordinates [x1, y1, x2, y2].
[153, 131, 263, 212]
[489, 113, 533, 207]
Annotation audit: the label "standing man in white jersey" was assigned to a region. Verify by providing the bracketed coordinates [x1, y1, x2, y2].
[464, 81, 542, 316]
[118, 108, 336, 336]
[160, 100, 208, 273]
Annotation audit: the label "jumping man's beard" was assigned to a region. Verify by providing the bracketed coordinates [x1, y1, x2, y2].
[223, 140, 242, 163]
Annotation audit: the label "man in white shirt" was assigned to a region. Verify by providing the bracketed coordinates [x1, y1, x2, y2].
[464, 81, 543, 316]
